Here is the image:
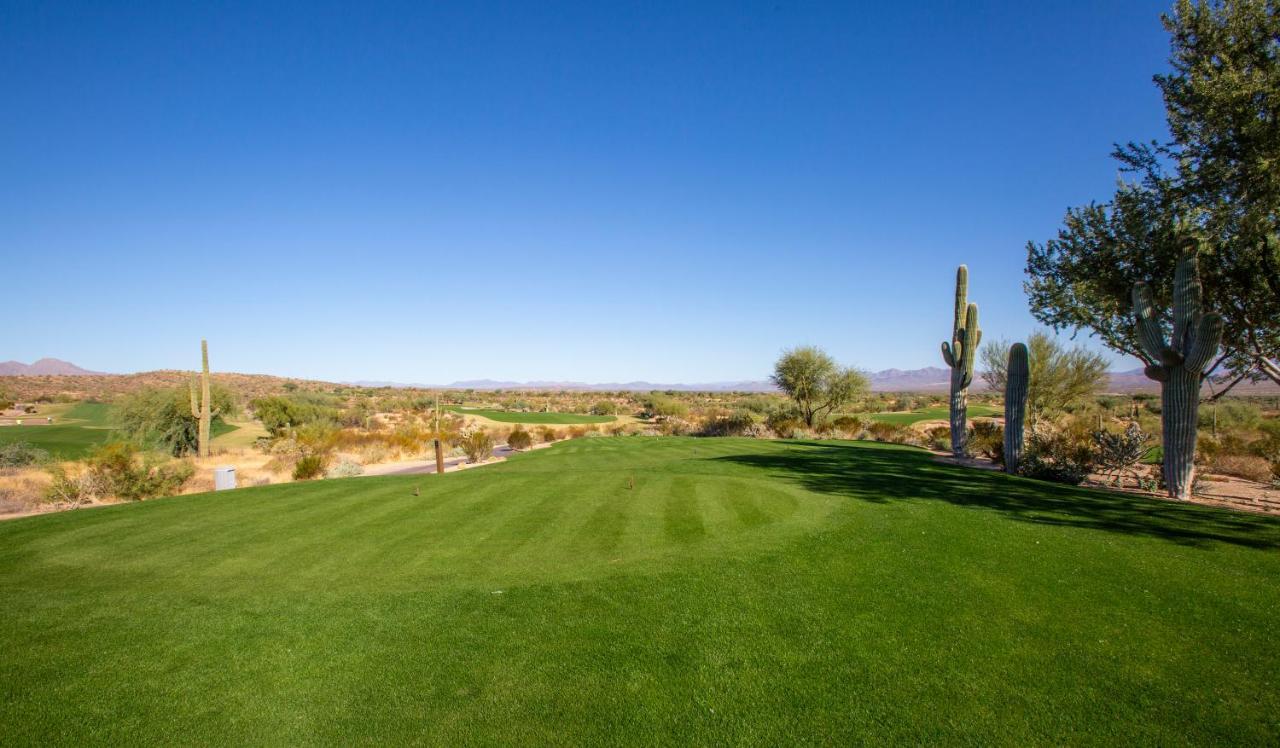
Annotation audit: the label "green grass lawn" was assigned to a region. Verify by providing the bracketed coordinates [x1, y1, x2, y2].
[0, 401, 237, 459]
[0, 401, 119, 459]
[448, 406, 617, 424]
[866, 403, 1001, 425]
[1, 437, 1277, 743]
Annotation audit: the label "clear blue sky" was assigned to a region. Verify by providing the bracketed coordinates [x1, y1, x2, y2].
[2, 0, 1170, 383]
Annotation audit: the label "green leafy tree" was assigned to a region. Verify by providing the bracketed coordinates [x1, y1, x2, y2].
[1026, 0, 1280, 391]
[980, 332, 1108, 427]
[770, 346, 868, 428]
[117, 386, 237, 457]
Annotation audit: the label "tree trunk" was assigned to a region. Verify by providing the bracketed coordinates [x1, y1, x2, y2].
[949, 368, 968, 456]
[1161, 366, 1201, 500]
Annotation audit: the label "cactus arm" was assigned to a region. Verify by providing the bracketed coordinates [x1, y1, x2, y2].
[189, 377, 200, 418]
[1132, 282, 1168, 361]
[959, 304, 979, 388]
[941, 341, 955, 367]
[1183, 312, 1224, 375]
[953, 265, 968, 337]
[1171, 254, 1202, 350]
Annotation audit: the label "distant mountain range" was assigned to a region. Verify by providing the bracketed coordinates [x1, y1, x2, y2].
[350, 367, 1178, 393]
[5, 359, 1275, 395]
[0, 358, 104, 376]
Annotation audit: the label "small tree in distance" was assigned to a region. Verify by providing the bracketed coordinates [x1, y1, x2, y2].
[980, 332, 1109, 428]
[771, 346, 868, 428]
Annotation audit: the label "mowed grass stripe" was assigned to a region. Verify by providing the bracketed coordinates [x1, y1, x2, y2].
[2, 437, 1279, 744]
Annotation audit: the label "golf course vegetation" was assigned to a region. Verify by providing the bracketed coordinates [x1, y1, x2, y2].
[1, 437, 1277, 743]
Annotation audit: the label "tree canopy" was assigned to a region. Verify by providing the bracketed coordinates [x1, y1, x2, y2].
[771, 346, 868, 427]
[1025, 0, 1280, 391]
[980, 332, 1109, 426]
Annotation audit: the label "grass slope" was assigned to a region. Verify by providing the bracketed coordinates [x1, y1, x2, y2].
[1, 438, 1277, 744]
[0, 401, 237, 458]
[449, 406, 616, 424]
[0, 401, 119, 458]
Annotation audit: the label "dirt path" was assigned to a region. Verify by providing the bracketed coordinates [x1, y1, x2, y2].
[363, 445, 518, 476]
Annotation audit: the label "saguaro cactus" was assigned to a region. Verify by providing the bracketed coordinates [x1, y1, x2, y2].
[940, 265, 981, 456]
[1133, 253, 1223, 500]
[1003, 342, 1029, 474]
[189, 339, 213, 458]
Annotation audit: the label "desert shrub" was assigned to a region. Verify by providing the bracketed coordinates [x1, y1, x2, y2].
[924, 425, 951, 451]
[590, 401, 617, 416]
[766, 410, 804, 438]
[250, 394, 340, 437]
[967, 421, 1004, 463]
[1093, 423, 1151, 487]
[508, 427, 533, 450]
[83, 443, 195, 501]
[644, 396, 689, 419]
[293, 455, 327, 480]
[117, 386, 238, 456]
[537, 426, 558, 443]
[42, 464, 98, 505]
[0, 442, 50, 468]
[460, 431, 494, 463]
[1200, 400, 1262, 431]
[326, 458, 364, 479]
[1020, 431, 1096, 485]
[831, 415, 866, 434]
[659, 418, 692, 436]
[567, 426, 587, 439]
[867, 421, 912, 443]
[699, 411, 756, 437]
[1211, 454, 1273, 483]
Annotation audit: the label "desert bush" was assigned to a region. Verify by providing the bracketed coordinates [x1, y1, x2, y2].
[590, 401, 617, 416]
[967, 421, 1004, 463]
[293, 454, 327, 480]
[508, 427, 533, 450]
[43, 464, 103, 505]
[1211, 454, 1273, 483]
[1020, 431, 1096, 485]
[567, 426, 587, 439]
[659, 418, 692, 436]
[766, 410, 804, 438]
[250, 394, 340, 437]
[460, 431, 494, 463]
[1093, 423, 1151, 487]
[83, 443, 195, 501]
[537, 426, 558, 443]
[326, 458, 364, 479]
[0, 442, 50, 468]
[117, 385, 238, 456]
[831, 415, 866, 434]
[644, 395, 689, 419]
[866, 421, 912, 444]
[924, 425, 951, 452]
[699, 411, 756, 437]
[1199, 400, 1262, 431]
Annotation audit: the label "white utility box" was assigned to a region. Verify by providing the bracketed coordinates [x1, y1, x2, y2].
[214, 466, 237, 491]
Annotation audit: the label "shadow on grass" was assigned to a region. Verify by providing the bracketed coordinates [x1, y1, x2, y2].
[710, 441, 1280, 550]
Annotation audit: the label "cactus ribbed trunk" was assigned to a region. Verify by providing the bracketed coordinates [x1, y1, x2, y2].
[199, 340, 211, 458]
[940, 265, 980, 457]
[1003, 342, 1028, 474]
[1132, 252, 1223, 501]
[949, 369, 967, 455]
[1161, 366, 1200, 499]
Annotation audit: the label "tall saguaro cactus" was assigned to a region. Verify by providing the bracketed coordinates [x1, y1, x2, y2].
[1133, 253, 1223, 500]
[1003, 342, 1029, 474]
[189, 339, 213, 458]
[940, 265, 981, 456]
